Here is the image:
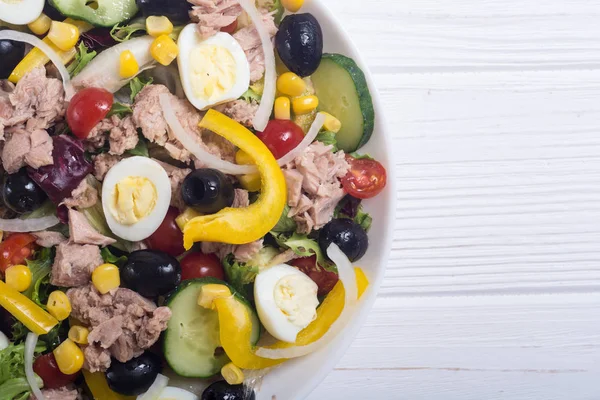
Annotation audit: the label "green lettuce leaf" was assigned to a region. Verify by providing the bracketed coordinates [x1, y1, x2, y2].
[129, 76, 154, 102]
[0, 343, 45, 386]
[110, 21, 146, 42]
[271, 232, 325, 265]
[271, 205, 297, 233]
[0, 376, 42, 400]
[316, 131, 338, 151]
[107, 102, 133, 118]
[240, 88, 261, 103]
[222, 247, 279, 299]
[126, 135, 149, 157]
[23, 247, 54, 306]
[67, 42, 97, 78]
[101, 247, 128, 267]
[349, 152, 374, 160]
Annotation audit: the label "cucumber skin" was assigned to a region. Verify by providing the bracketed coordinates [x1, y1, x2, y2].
[50, 0, 138, 27]
[320, 54, 376, 151]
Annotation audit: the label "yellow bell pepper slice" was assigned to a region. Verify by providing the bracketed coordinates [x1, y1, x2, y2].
[8, 18, 93, 83]
[183, 110, 286, 249]
[0, 280, 58, 335]
[83, 371, 136, 400]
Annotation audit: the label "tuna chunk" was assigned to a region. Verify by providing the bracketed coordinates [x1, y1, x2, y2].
[32, 231, 67, 248]
[62, 178, 98, 209]
[51, 242, 103, 287]
[86, 115, 139, 155]
[233, 9, 278, 82]
[283, 169, 303, 207]
[87, 316, 124, 348]
[189, 0, 242, 40]
[93, 153, 119, 181]
[31, 386, 80, 400]
[83, 345, 111, 373]
[1, 128, 53, 173]
[136, 306, 172, 348]
[68, 209, 116, 247]
[214, 100, 258, 127]
[154, 159, 191, 211]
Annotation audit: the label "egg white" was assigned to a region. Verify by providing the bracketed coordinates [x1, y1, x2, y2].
[0, 0, 44, 25]
[177, 24, 250, 110]
[158, 386, 199, 400]
[254, 264, 319, 343]
[101, 157, 172, 242]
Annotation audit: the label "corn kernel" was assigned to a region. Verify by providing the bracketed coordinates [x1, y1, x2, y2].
[53, 339, 84, 375]
[236, 150, 261, 192]
[320, 112, 342, 133]
[292, 95, 319, 115]
[198, 284, 231, 309]
[146, 16, 173, 37]
[150, 35, 179, 66]
[282, 0, 304, 12]
[68, 326, 90, 345]
[274, 97, 291, 120]
[277, 72, 306, 97]
[5, 264, 32, 292]
[47, 21, 80, 51]
[28, 13, 52, 36]
[176, 208, 202, 231]
[47, 291, 72, 321]
[119, 50, 139, 79]
[92, 264, 120, 295]
[221, 362, 244, 385]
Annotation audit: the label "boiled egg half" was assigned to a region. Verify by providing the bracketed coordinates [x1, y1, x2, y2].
[157, 387, 199, 400]
[0, 0, 44, 25]
[177, 24, 250, 110]
[254, 264, 319, 343]
[101, 157, 172, 242]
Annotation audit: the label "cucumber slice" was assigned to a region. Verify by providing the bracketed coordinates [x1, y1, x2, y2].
[163, 278, 260, 378]
[311, 54, 375, 152]
[50, 0, 138, 28]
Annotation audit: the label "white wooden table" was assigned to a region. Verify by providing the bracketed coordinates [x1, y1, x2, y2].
[309, 0, 600, 398]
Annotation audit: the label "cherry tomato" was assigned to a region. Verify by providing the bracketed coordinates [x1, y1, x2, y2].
[290, 256, 339, 296]
[66, 87, 113, 139]
[33, 353, 79, 389]
[255, 120, 305, 159]
[145, 207, 185, 257]
[220, 19, 238, 34]
[180, 252, 224, 281]
[0, 233, 36, 273]
[341, 156, 387, 199]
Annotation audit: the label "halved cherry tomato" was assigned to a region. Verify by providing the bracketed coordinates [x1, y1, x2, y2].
[180, 252, 225, 281]
[290, 256, 339, 296]
[33, 353, 79, 389]
[255, 120, 305, 160]
[341, 156, 387, 199]
[0, 233, 36, 273]
[145, 207, 185, 257]
[66, 87, 113, 139]
[220, 19, 238, 34]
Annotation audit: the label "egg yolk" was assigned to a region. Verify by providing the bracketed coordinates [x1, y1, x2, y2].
[110, 177, 157, 225]
[273, 275, 319, 329]
[190, 44, 237, 102]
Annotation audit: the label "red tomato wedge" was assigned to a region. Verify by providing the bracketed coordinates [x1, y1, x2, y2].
[67, 87, 113, 139]
[341, 156, 387, 199]
[0, 233, 37, 273]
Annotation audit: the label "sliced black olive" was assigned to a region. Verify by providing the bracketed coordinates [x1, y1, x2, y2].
[275, 13, 323, 77]
[2, 168, 48, 214]
[202, 381, 256, 400]
[0, 28, 26, 80]
[181, 169, 235, 214]
[121, 250, 181, 298]
[136, 0, 192, 24]
[319, 219, 369, 262]
[105, 352, 162, 396]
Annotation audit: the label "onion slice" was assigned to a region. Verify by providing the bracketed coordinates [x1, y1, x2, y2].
[0, 215, 59, 233]
[25, 333, 46, 400]
[276, 112, 326, 166]
[237, 0, 277, 132]
[136, 373, 169, 400]
[255, 243, 358, 359]
[0, 30, 74, 100]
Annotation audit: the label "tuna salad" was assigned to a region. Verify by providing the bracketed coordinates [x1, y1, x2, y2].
[0, 0, 387, 398]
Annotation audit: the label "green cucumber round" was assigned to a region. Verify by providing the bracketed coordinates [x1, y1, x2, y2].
[163, 278, 260, 378]
[50, 0, 138, 28]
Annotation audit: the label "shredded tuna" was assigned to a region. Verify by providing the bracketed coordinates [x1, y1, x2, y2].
[154, 159, 191, 210]
[62, 178, 98, 209]
[93, 153, 120, 181]
[233, 9, 278, 82]
[68, 209, 116, 247]
[83, 345, 111, 373]
[214, 99, 259, 127]
[189, 0, 243, 40]
[30, 386, 81, 400]
[86, 115, 139, 155]
[1, 128, 53, 173]
[32, 231, 67, 248]
[51, 242, 103, 287]
[284, 142, 350, 233]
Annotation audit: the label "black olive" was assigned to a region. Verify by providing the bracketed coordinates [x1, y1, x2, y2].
[275, 13, 323, 77]
[181, 169, 235, 214]
[319, 219, 369, 262]
[202, 381, 256, 400]
[2, 168, 48, 214]
[0, 28, 26, 80]
[105, 352, 162, 396]
[136, 0, 192, 23]
[121, 250, 181, 298]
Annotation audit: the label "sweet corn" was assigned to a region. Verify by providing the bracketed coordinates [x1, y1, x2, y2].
[274, 97, 291, 120]
[146, 16, 173, 37]
[176, 208, 202, 231]
[5, 265, 32, 292]
[236, 150, 261, 192]
[150, 35, 179, 66]
[198, 284, 231, 309]
[320, 112, 342, 133]
[28, 13, 52, 36]
[92, 264, 120, 295]
[47, 21, 80, 51]
[68, 326, 90, 345]
[53, 339, 84, 375]
[277, 72, 306, 97]
[282, 0, 304, 12]
[47, 291, 72, 321]
[119, 50, 139, 79]
[292, 95, 319, 115]
[221, 362, 244, 385]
